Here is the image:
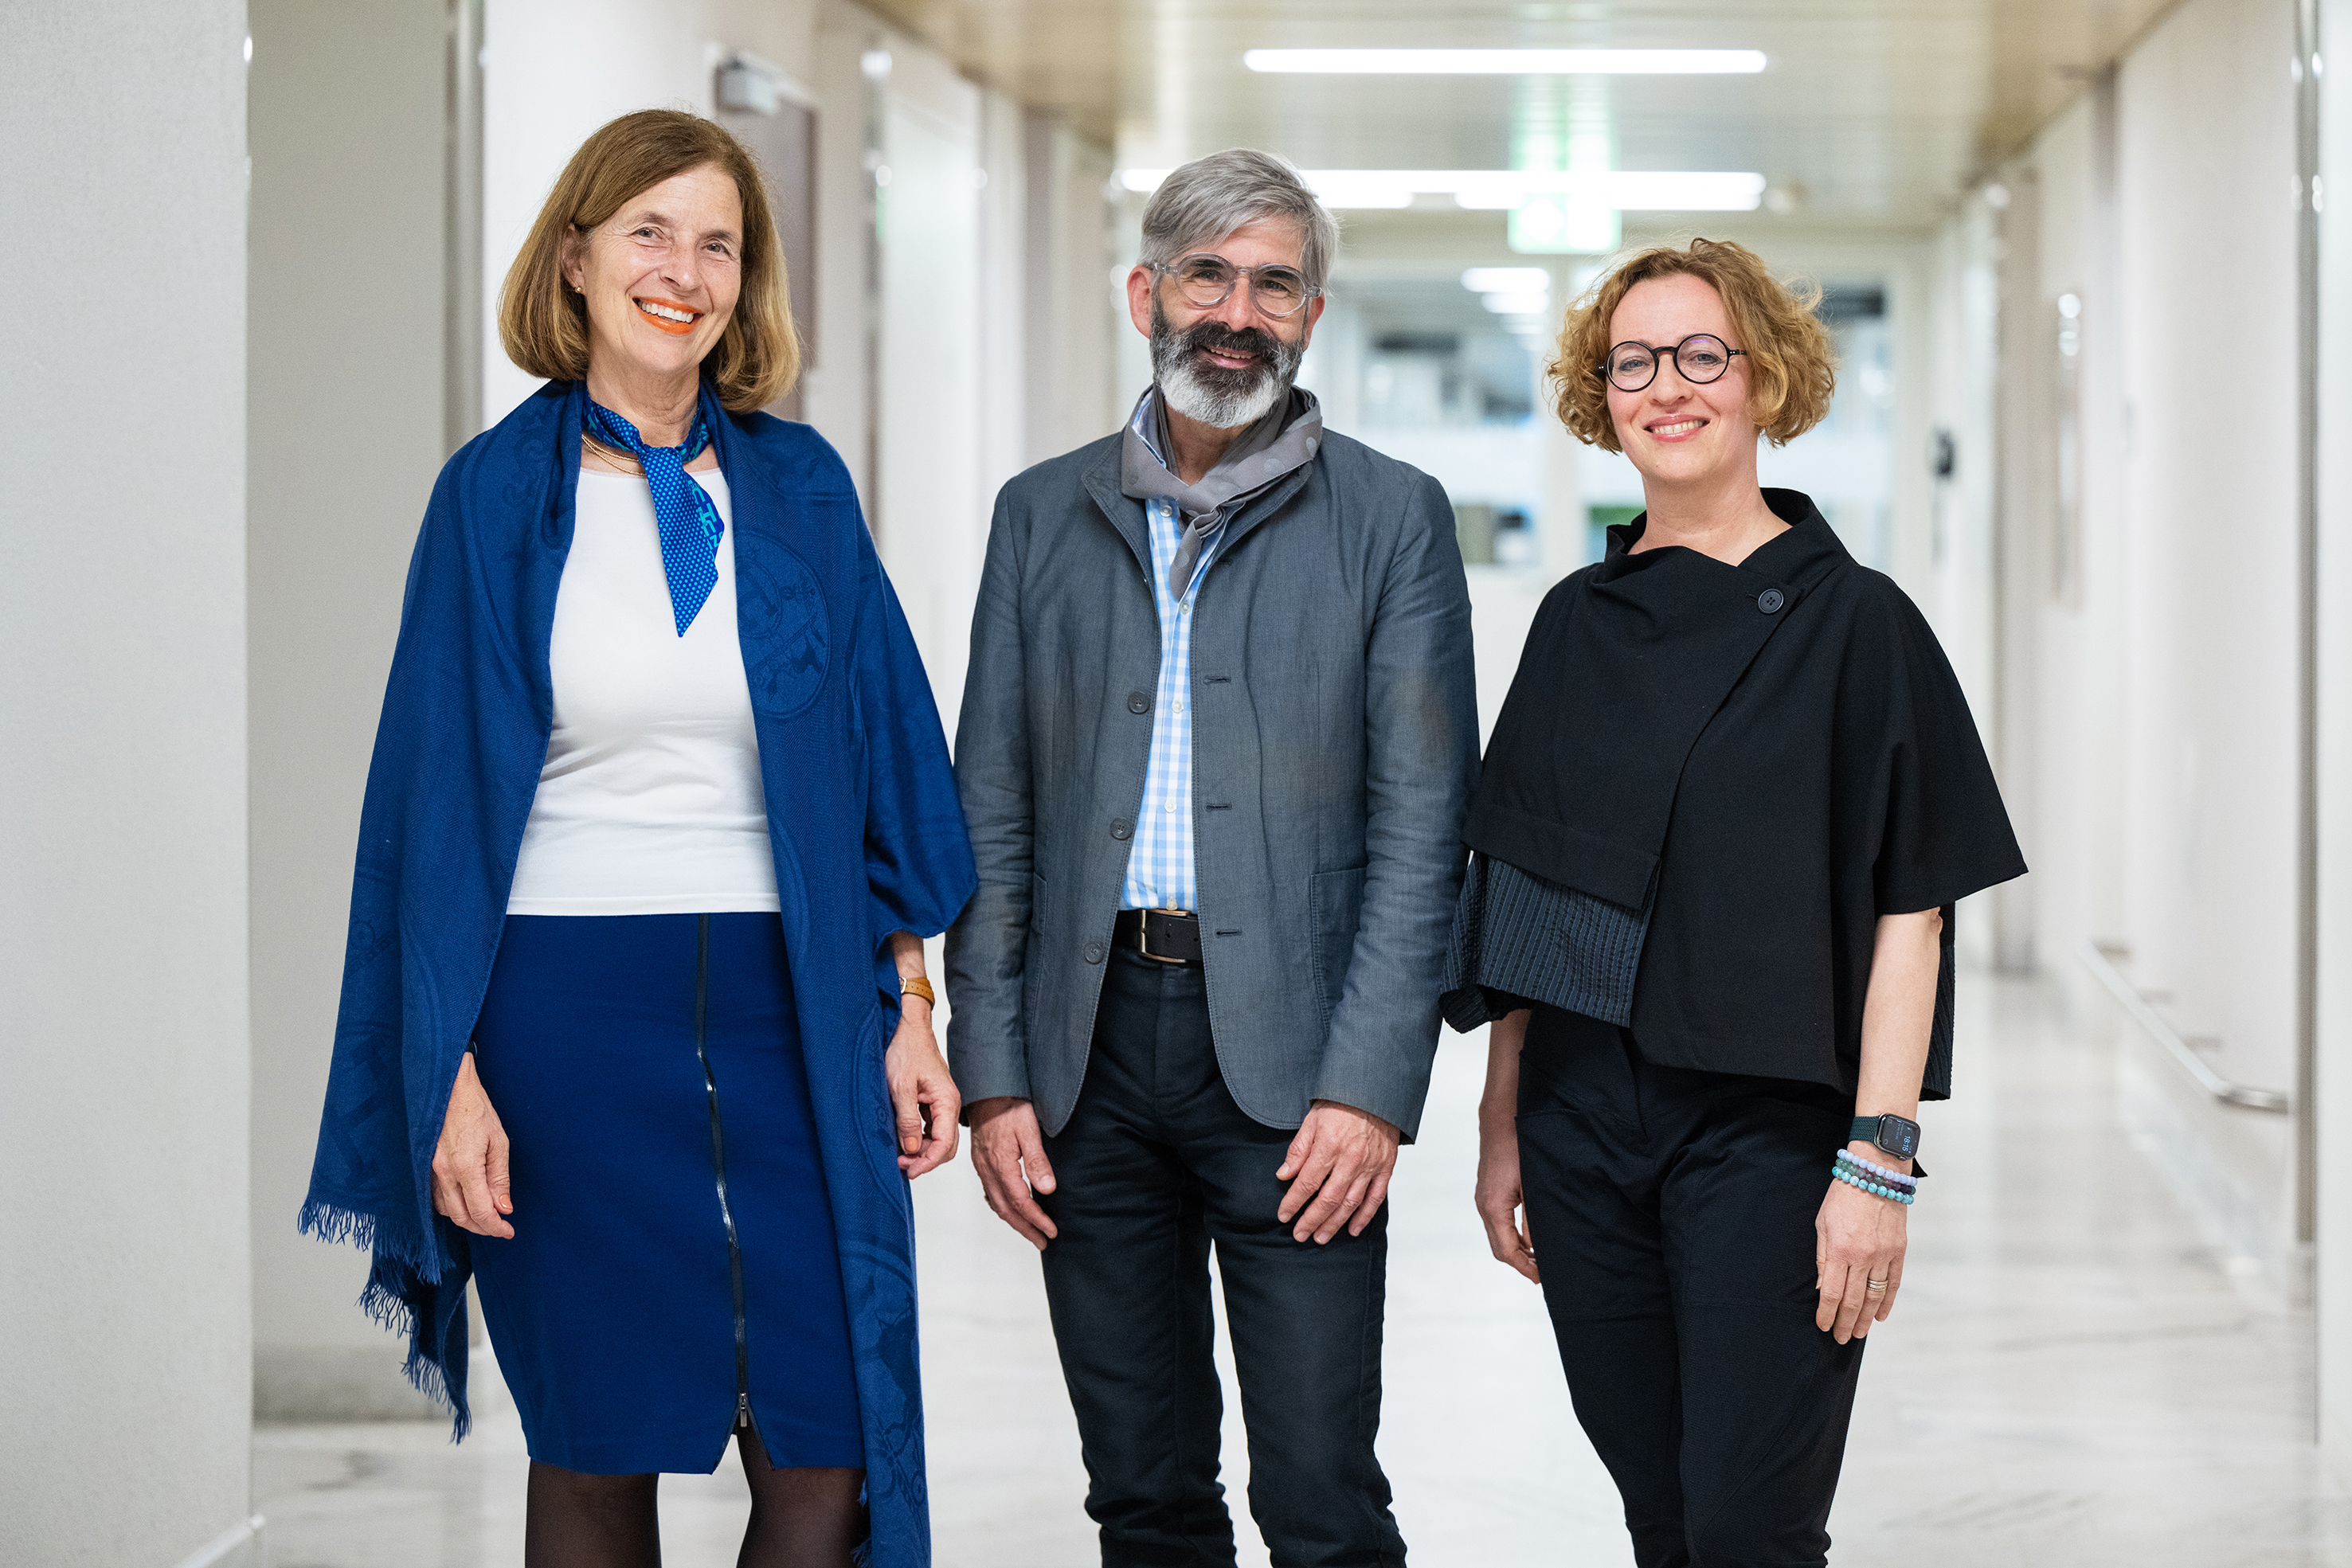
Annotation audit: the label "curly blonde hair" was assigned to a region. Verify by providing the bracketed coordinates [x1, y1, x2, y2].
[499, 110, 798, 413]
[1548, 238, 1836, 452]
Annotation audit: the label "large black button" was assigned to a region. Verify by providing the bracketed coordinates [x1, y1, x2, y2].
[1127, 691, 1151, 714]
[1083, 941, 1106, 964]
[1758, 588, 1786, 614]
[1109, 819, 1133, 841]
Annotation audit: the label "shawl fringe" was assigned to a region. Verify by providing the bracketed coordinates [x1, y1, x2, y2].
[297, 1197, 471, 1441]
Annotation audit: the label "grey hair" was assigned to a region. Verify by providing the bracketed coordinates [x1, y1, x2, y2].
[1139, 148, 1339, 291]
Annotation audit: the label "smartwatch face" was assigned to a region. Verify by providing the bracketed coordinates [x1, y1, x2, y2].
[1873, 1115, 1920, 1159]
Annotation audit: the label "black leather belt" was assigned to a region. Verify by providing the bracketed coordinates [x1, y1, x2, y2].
[1113, 908, 1203, 965]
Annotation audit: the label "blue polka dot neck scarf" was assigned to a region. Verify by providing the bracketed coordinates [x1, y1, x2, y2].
[585, 398, 725, 636]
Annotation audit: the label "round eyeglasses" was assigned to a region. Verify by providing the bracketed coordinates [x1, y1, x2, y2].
[1601, 334, 1747, 393]
[1153, 252, 1321, 319]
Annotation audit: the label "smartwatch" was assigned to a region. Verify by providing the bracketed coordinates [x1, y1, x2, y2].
[1850, 1113, 1920, 1161]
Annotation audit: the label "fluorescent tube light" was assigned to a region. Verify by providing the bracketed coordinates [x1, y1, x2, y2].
[1300, 178, 1416, 209]
[1243, 49, 1767, 76]
[1462, 267, 1553, 294]
[1480, 291, 1554, 315]
[1453, 171, 1766, 210]
[1115, 169, 1764, 212]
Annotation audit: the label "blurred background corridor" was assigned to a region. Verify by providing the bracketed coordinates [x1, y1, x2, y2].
[12, 0, 2352, 1562]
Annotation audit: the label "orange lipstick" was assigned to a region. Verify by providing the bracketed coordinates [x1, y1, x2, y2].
[633, 295, 702, 335]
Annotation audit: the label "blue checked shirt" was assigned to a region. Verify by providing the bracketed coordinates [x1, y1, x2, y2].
[1121, 428, 1226, 913]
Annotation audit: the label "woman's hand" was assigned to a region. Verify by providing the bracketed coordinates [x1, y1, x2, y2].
[1814, 1175, 1906, 1342]
[1474, 1115, 1540, 1284]
[1473, 1010, 1539, 1282]
[885, 995, 961, 1178]
[432, 1052, 514, 1238]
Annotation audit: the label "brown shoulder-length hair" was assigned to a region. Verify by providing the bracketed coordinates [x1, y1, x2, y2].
[499, 109, 797, 413]
[1548, 237, 1835, 452]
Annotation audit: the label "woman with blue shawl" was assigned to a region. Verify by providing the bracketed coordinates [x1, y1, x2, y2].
[299, 110, 975, 1566]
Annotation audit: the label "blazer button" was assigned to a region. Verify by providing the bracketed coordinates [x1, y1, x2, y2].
[1758, 588, 1786, 614]
[1110, 819, 1133, 840]
[1083, 941, 1106, 964]
[1127, 691, 1151, 714]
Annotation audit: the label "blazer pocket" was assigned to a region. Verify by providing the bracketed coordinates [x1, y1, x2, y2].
[1308, 866, 1369, 1028]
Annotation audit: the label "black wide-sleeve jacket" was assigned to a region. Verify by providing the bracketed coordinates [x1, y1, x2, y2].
[1450, 489, 2025, 1099]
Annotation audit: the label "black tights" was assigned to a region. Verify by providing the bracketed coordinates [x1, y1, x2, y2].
[524, 1424, 865, 1568]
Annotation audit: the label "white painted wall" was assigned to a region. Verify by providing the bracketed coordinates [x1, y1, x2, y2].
[1978, 0, 2301, 1281]
[2110, 0, 2300, 1263]
[2006, 91, 2131, 1012]
[874, 53, 986, 724]
[1022, 112, 1122, 467]
[0, 2, 259, 1563]
[246, 0, 460, 1421]
[2315, 0, 2352, 1488]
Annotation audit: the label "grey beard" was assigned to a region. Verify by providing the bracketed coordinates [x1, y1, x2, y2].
[1150, 307, 1304, 430]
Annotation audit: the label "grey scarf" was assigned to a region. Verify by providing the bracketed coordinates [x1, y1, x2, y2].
[1121, 386, 1325, 592]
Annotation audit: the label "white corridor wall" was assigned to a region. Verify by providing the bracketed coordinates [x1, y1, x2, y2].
[0, 2, 259, 1563]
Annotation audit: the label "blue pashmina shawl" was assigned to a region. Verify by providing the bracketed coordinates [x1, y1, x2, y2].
[299, 379, 975, 1566]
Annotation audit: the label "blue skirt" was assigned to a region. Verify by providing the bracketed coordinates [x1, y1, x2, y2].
[468, 913, 863, 1475]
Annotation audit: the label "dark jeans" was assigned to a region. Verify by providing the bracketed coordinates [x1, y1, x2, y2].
[1517, 1007, 1865, 1568]
[1037, 948, 1407, 1568]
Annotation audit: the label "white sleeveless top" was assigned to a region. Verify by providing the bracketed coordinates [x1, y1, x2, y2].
[504, 467, 781, 915]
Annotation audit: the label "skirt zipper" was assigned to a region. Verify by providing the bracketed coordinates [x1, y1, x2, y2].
[693, 913, 754, 1436]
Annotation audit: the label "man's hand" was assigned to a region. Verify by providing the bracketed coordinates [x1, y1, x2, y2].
[1276, 1099, 1400, 1244]
[886, 997, 961, 1178]
[431, 1053, 514, 1238]
[969, 1096, 1059, 1249]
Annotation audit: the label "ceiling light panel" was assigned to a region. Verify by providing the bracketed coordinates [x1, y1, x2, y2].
[1462, 268, 1554, 293]
[1119, 169, 1766, 212]
[1243, 49, 1767, 76]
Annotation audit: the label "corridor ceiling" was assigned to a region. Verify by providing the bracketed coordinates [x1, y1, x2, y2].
[857, 0, 2186, 233]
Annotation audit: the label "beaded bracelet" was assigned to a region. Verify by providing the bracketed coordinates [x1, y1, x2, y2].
[1836, 1149, 1917, 1190]
[1830, 1160, 1916, 1206]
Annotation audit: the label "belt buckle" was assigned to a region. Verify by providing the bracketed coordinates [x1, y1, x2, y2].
[1140, 906, 1189, 964]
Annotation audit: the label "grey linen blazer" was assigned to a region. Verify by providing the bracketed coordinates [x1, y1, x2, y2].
[943, 427, 1478, 1140]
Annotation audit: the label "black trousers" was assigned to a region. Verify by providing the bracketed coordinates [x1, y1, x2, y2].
[1037, 948, 1407, 1568]
[1517, 1007, 1865, 1568]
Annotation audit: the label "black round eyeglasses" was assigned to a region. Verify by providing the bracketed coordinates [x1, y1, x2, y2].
[1600, 334, 1747, 393]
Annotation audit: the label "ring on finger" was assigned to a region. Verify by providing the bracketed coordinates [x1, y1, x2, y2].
[1865, 1277, 1888, 1292]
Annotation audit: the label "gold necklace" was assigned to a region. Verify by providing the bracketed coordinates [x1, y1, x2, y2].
[580, 430, 642, 474]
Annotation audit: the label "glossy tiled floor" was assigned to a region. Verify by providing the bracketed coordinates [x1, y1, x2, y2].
[255, 976, 2352, 1566]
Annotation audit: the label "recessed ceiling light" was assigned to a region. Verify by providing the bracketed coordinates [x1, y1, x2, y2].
[1463, 267, 1553, 294]
[1243, 49, 1767, 75]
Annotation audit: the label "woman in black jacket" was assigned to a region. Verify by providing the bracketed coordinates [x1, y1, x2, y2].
[1449, 238, 2024, 1568]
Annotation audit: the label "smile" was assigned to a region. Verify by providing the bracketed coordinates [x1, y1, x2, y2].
[1648, 418, 1706, 440]
[634, 296, 702, 334]
[1199, 345, 1261, 370]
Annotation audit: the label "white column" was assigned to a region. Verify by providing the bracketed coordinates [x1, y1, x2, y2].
[0, 3, 259, 1562]
[2315, 0, 2352, 1488]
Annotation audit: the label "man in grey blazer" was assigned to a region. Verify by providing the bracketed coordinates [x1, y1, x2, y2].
[945, 148, 1477, 1567]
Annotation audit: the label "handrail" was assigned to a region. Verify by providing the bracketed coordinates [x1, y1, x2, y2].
[2079, 939, 2291, 1113]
